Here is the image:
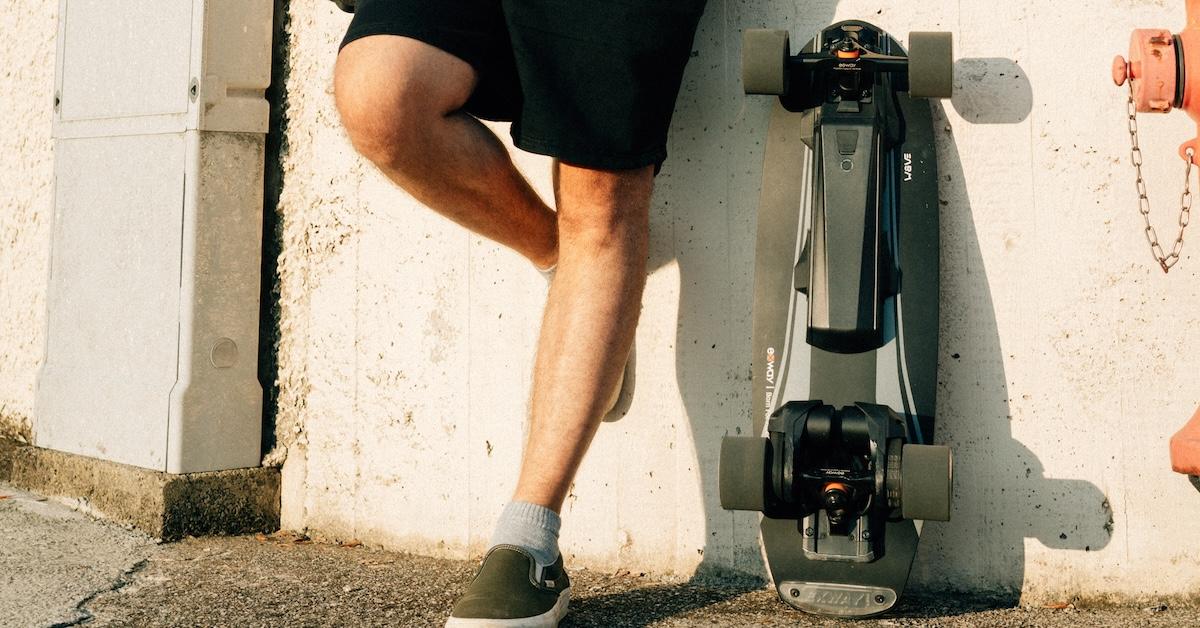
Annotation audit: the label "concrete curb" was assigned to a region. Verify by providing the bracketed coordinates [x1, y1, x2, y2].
[0, 438, 17, 481]
[0, 438, 279, 539]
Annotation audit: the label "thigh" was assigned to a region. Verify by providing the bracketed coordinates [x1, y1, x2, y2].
[502, 0, 709, 171]
[339, 0, 521, 122]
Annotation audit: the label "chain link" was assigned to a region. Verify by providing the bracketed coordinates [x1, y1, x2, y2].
[1126, 80, 1194, 273]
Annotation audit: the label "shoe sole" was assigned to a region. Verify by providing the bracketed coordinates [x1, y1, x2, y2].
[444, 587, 570, 628]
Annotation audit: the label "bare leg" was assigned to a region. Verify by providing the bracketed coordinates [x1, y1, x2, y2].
[513, 163, 654, 511]
[335, 36, 558, 268]
[336, 35, 651, 512]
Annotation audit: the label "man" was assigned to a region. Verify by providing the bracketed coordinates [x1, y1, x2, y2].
[333, 1, 708, 625]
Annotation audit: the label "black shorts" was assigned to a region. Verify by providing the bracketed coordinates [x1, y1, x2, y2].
[340, 0, 708, 171]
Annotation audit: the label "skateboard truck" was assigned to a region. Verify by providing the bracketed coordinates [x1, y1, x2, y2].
[722, 402, 951, 563]
[1113, 2, 1200, 484]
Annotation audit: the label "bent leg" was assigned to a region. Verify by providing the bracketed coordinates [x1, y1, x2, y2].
[335, 35, 558, 268]
[513, 163, 654, 511]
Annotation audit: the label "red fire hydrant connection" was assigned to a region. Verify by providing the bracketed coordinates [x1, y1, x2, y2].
[1113, 0, 1200, 163]
[1114, 2, 1200, 481]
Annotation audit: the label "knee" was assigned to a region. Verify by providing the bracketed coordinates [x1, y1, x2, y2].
[334, 38, 474, 169]
[334, 67, 442, 169]
[557, 166, 655, 246]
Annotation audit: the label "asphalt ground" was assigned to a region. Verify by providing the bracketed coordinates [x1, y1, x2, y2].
[2, 483, 1195, 627]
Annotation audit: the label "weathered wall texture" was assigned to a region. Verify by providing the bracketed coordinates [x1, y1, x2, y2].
[2, 0, 1199, 604]
[0, 2, 56, 442]
[272, 0, 1200, 601]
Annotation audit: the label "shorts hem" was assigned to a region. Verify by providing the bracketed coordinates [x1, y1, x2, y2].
[513, 135, 667, 172]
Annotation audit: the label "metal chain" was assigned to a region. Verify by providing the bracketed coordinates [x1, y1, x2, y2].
[1126, 80, 1194, 273]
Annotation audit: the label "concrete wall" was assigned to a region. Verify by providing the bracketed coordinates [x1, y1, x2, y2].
[4, 0, 1200, 603]
[271, 0, 1200, 601]
[0, 1, 56, 442]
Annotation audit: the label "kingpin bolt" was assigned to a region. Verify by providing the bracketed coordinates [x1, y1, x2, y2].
[790, 588, 801, 598]
[862, 530, 871, 540]
[875, 595, 886, 604]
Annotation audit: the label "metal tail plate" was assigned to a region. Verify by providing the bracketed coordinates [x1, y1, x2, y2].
[777, 581, 899, 616]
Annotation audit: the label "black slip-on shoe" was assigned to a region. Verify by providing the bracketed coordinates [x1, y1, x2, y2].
[445, 545, 571, 628]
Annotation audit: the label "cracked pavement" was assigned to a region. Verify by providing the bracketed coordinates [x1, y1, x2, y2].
[0, 485, 155, 627]
[3, 482, 1198, 627]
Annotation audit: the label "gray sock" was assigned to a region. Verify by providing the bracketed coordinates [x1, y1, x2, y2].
[489, 501, 561, 566]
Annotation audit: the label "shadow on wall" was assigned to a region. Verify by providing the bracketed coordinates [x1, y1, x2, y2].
[642, 5, 1114, 610]
[950, 57, 1033, 125]
[915, 81, 1113, 604]
[257, 0, 292, 462]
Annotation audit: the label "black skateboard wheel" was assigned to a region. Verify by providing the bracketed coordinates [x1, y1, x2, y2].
[719, 436, 768, 511]
[907, 32, 953, 99]
[742, 29, 790, 95]
[899, 444, 953, 521]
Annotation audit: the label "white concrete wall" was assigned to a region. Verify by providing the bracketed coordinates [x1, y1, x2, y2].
[272, 0, 1200, 601]
[3, 0, 1200, 602]
[0, 2, 56, 442]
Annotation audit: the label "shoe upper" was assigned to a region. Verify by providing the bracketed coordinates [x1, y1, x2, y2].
[450, 545, 570, 620]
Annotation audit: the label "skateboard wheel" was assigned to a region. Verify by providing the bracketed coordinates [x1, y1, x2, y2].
[742, 29, 790, 95]
[719, 436, 768, 511]
[907, 32, 953, 99]
[899, 444, 953, 521]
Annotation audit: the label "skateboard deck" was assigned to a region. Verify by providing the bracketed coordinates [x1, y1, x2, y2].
[729, 21, 947, 617]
